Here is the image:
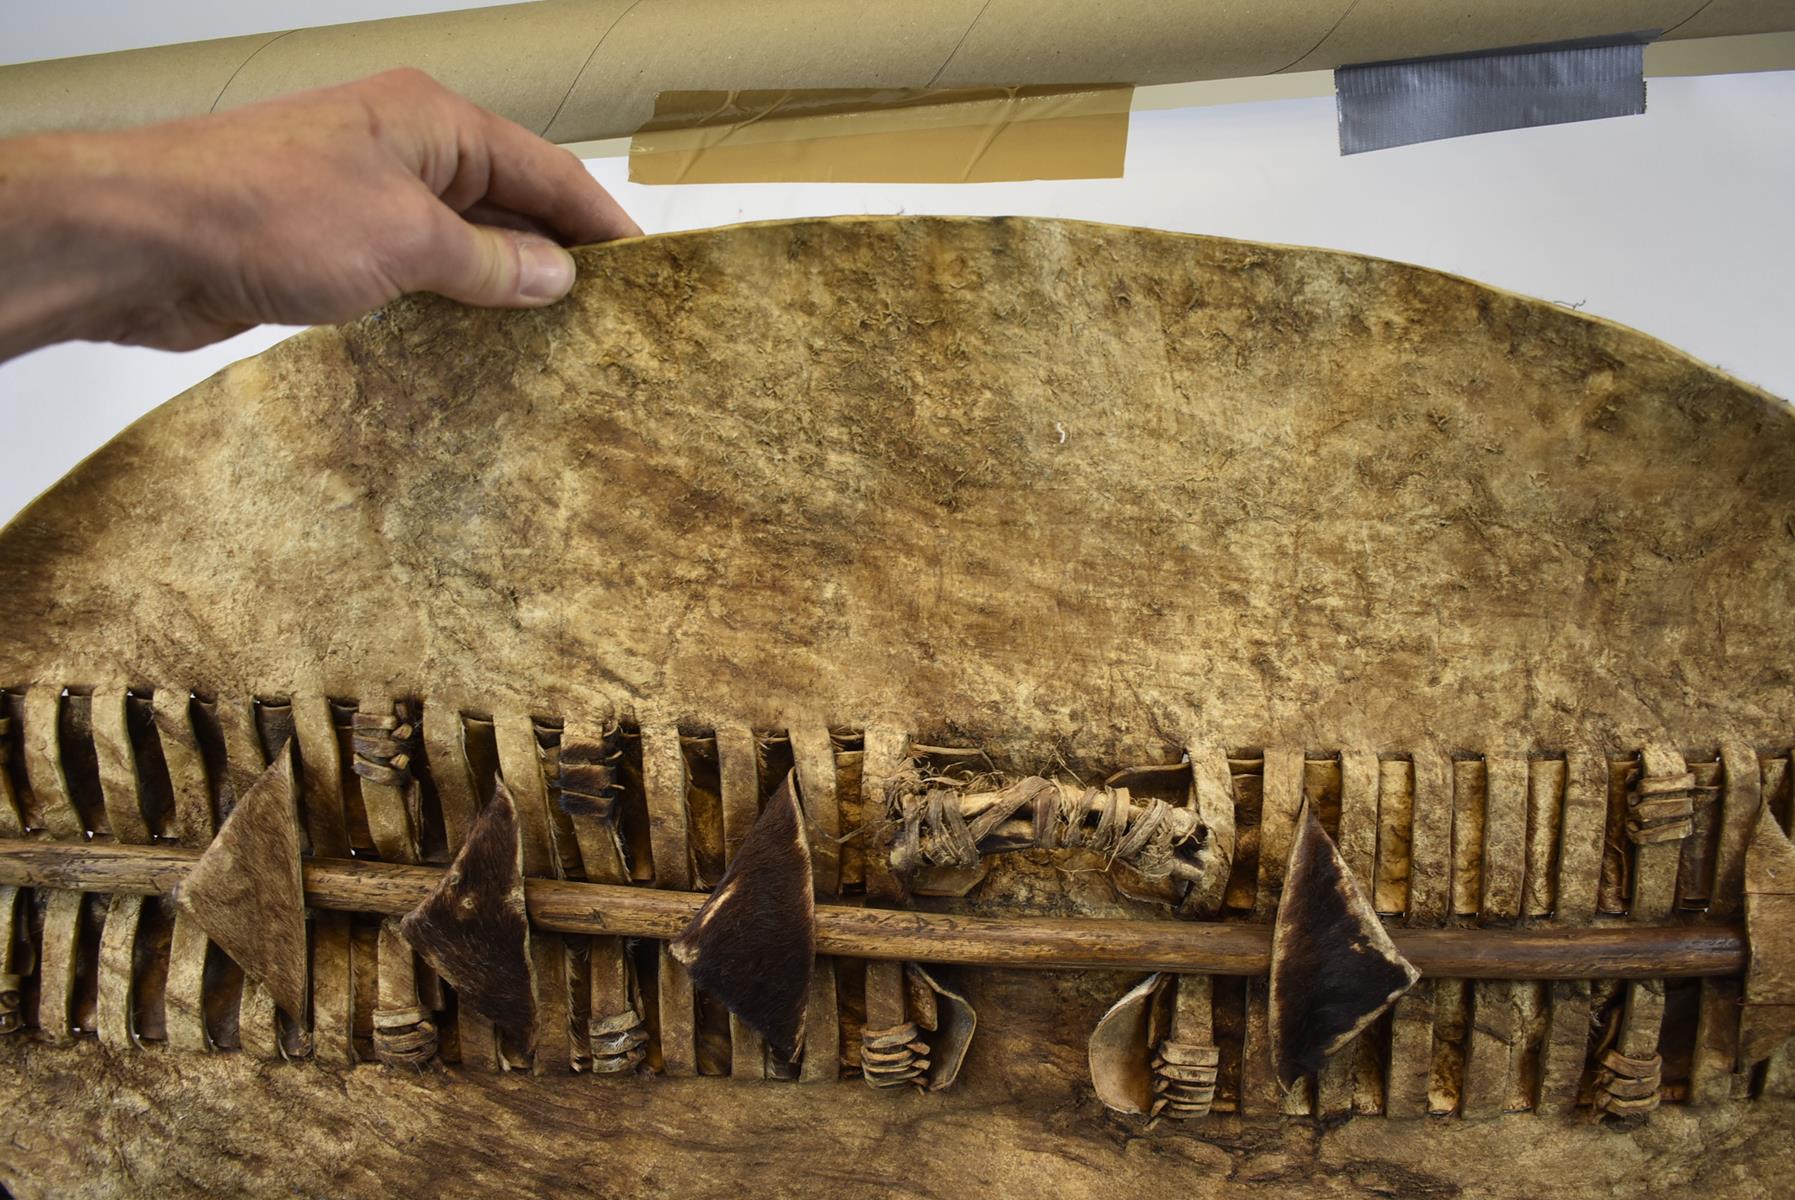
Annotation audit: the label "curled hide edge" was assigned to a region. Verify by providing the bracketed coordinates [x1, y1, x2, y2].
[1088, 972, 1217, 1120]
[905, 963, 977, 1091]
[1089, 973, 1172, 1114]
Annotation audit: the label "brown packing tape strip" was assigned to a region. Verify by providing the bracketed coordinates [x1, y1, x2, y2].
[631, 87, 1130, 194]
[5, 2, 1795, 145]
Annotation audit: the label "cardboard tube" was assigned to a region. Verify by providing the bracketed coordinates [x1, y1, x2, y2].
[629, 87, 1132, 185]
[4, 0, 1795, 145]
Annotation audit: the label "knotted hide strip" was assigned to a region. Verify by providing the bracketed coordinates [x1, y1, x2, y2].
[351, 709, 421, 790]
[1153, 1040, 1221, 1120]
[1592, 1048, 1663, 1118]
[1626, 766, 1697, 846]
[372, 1005, 439, 1069]
[861, 1021, 932, 1088]
[554, 729, 624, 821]
[588, 1008, 650, 1074]
[859, 962, 977, 1092]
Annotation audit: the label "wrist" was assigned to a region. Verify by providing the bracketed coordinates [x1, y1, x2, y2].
[0, 132, 195, 358]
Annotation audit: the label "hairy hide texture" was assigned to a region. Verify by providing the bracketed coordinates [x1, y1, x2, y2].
[172, 749, 308, 1023]
[399, 782, 535, 1042]
[1270, 800, 1419, 1089]
[671, 771, 815, 1062]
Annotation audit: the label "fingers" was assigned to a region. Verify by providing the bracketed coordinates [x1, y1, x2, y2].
[400, 208, 578, 308]
[468, 107, 642, 244]
[459, 200, 558, 241]
[362, 70, 640, 246]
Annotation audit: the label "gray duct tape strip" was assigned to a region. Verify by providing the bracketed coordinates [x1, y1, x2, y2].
[1336, 34, 1653, 155]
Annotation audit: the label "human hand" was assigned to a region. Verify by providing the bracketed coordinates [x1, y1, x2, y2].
[0, 68, 640, 358]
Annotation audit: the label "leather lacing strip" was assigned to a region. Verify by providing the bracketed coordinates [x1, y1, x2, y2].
[372, 917, 438, 1069]
[587, 1009, 650, 1073]
[1593, 1048, 1664, 1117]
[1627, 767, 1699, 845]
[0, 713, 19, 837]
[0, 685, 1780, 1121]
[372, 1005, 438, 1067]
[0, 972, 19, 1034]
[1153, 1041, 1221, 1120]
[857, 960, 974, 1092]
[1584, 746, 1693, 1122]
[0, 877, 21, 1036]
[351, 710, 421, 790]
[860, 1022, 929, 1087]
[544, 726, 649, 1074]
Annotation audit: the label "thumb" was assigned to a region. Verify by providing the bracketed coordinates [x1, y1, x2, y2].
[415, 219, 577, 308]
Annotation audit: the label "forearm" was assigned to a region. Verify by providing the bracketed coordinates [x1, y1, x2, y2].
[0, 133, 186, 360]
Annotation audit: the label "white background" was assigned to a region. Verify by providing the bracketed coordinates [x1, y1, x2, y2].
[3, 3, 1793, 526]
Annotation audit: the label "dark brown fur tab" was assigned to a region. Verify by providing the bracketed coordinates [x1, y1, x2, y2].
[173, 752, 308, 1023]
[671, 770, 814, 1062]
[400, 781, 535, 1042]
[1270, 799, 1419, 1090]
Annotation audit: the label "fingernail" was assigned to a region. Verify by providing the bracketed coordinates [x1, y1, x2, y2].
[518, 240, 575, 301]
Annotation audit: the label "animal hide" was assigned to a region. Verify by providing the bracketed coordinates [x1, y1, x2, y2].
[1270, 799, 1419, 1089]
[399, 781, 536, 1042]
[671, 771, 815, 1062]
[171, 751, 307, 1023]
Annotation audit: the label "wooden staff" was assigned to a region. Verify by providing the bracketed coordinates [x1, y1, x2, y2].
[0, 838, 1746, 981]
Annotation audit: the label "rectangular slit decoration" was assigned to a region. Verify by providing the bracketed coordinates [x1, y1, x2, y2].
[0, 702, 1781, 1128]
